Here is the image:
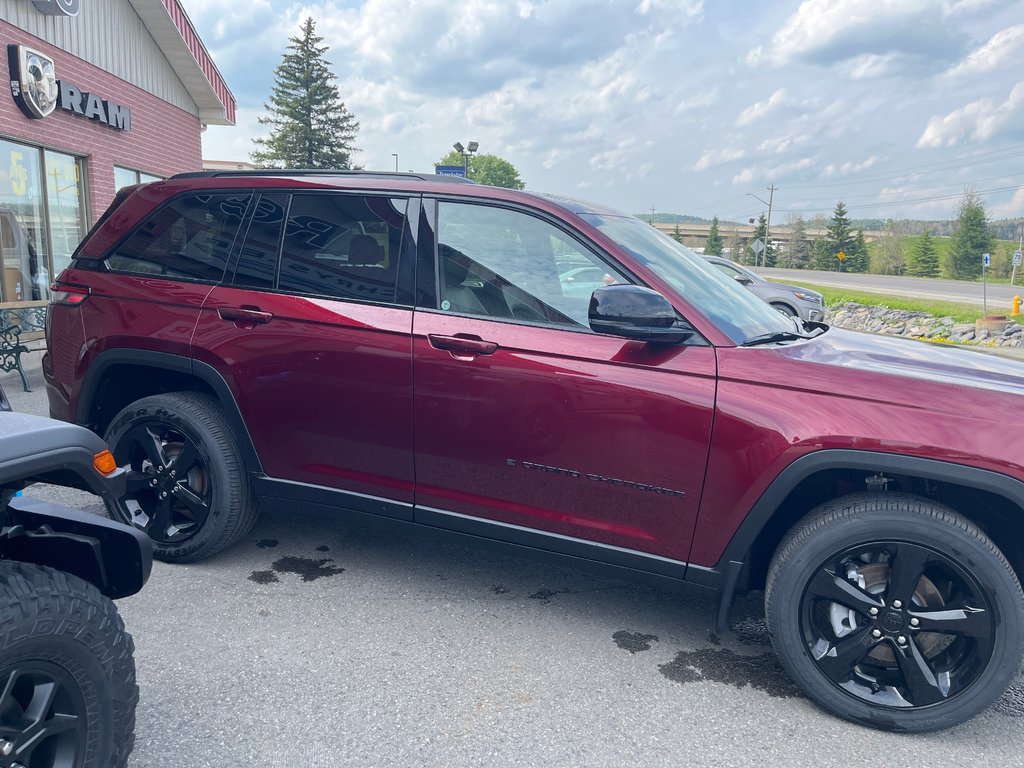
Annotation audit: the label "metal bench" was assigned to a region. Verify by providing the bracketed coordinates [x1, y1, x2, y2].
[0, 301, 48, 392]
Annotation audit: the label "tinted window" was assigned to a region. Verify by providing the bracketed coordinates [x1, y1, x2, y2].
[435, 202, 627, 327]
[278, 194, 406, 304]
[231, 193, 287, 290]
[107, 193, 250, 281]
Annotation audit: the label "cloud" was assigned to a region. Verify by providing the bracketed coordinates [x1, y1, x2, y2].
[943, 24, 1024, 79]
[989, 186, 1024, 217]
[736, 89, 788, 126]
[917, 81, 1024, 146]
[693, 147, 746, 171]
[748, 0, 987, 71]
[822, 156, 879, 176]
[674, 88, 717, 114]
[732, 156, 819, 186]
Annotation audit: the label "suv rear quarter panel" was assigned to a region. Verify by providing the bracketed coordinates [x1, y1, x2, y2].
[48, 267, 213, 420]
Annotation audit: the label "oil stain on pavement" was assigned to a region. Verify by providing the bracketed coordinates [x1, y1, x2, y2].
[658, 648, 804, 699]
[248, 555, 345, 584]
[255, 539, 279, 549]
[529, 588, 569, 601]
[612, 630, 659, 654]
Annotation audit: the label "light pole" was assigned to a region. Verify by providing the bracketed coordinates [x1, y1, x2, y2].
[746, 185, 776, 268]
[391, 153, 398, 172]
[453, 141, 479, 178]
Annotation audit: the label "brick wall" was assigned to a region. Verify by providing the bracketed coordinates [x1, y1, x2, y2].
[1, 20, 203, 224]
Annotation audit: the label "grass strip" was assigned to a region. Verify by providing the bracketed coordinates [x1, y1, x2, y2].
[770, 280, 1022, 324]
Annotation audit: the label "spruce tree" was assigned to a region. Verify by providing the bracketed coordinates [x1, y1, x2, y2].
[751, 212, 775, 266]
[252, 18, 360, 169]
[705, 217, 724, 255]
[846, 230, 869, 273]
[907, 230, 940, 277]
[787, 214, 810, 268]
[947, 189, 993, 280]
[825, 201, 855, 270]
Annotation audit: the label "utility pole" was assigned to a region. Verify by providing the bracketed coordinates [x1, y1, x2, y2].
[649, 206, 656, 226]
[746, 185, 776, 268]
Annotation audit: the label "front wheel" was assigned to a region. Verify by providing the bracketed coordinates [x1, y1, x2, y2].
[766, 492, 1024, 732]
[104, 392, 258, 563]
[0, 562, 137, 768]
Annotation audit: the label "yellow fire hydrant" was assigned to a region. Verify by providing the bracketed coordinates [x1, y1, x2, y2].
[1013, 296, 1022, 317]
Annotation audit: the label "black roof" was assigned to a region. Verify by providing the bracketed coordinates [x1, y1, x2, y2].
[171, 170, 476, 184]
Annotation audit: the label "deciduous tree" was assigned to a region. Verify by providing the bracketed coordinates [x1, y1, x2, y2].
[436, 151, 525, 189]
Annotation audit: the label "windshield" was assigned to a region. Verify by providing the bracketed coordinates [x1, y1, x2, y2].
[580, 214, 795, 343]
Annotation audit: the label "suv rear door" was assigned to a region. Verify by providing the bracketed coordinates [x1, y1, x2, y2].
[411, 198, 717, 567]
[192, 191, 418, 517]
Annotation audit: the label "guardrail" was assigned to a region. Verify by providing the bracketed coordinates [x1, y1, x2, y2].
[0, 301, 47, 392]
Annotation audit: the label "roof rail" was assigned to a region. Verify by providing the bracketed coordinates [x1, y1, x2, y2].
[171, 169, 475, 183]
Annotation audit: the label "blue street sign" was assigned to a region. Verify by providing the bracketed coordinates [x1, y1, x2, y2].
[435, 165, 466, 178]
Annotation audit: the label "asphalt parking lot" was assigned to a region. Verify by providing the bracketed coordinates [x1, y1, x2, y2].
[5, 356, 1024, 767]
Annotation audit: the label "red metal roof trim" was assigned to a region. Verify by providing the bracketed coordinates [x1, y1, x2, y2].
[161, 0, 236, 124]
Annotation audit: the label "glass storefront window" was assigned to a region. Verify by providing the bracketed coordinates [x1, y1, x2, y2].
[0, 139, 86, 303]
[44, 150, 86, 287]
[0, 139, 48, 303]
[115, 167, 163, 192]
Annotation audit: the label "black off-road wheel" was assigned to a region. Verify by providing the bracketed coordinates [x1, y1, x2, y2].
[104, 392, 258, 563]
[0, 562, 137, 768]
[766, 492, 1024, 732]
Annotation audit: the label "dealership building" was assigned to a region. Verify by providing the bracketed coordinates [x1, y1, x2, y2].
[0, 0, 234, 306]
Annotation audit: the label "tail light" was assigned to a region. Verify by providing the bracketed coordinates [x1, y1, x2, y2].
[50, 282, 90, 307]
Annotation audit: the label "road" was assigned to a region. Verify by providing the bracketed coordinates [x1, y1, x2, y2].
[761, 267, 1022, 310]
[4, 359, 1024, 768]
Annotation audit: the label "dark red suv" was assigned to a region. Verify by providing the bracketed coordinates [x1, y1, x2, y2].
[44, 171, 1024, 732]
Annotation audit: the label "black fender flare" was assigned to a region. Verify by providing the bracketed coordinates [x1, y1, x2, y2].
[5, 495, 153, 598]
[77, 349, 263, 474]
[694, 449, 1024, 631]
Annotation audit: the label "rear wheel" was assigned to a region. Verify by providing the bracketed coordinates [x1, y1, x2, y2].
[104, 392, 258, 563]
[0, 562, 137, 768]
[766, 492, 1024, 732]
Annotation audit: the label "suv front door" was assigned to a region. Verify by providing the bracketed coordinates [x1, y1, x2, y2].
[412, 199, 716, 567]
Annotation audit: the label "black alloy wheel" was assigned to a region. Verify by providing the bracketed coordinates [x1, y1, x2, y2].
[800, 541, 993, 709]
[0, 661, 87, 768]
[113, 422, 211, 545]
[766, 493, 1024, 732]
[104, 392, 258, 563]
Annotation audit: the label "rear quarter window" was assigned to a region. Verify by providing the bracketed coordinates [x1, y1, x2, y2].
[106, 193, 251, 282]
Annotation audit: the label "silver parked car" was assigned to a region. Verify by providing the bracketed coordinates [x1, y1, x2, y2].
[703, 255, 825, 322]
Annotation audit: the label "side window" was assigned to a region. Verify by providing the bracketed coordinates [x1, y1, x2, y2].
[277, 194, 406, 304]
[231, 193, 288, 290]
[436, 202, 627, 327]
[107, 193, 251, 281]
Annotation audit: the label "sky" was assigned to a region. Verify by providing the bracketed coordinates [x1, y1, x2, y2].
[180, 0, 1024, 224]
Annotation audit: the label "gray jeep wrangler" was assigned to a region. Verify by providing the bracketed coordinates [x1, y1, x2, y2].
[0, 382, 152, 768]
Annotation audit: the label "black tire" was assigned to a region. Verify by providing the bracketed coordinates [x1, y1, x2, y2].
[765, 492, 1024, 732]
[0, 561, 137, 768]
[104, 392, 259, 563]
[770, 302, 798, 317]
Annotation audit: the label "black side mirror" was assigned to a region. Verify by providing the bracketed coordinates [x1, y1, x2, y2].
[589, 285, 693, 343]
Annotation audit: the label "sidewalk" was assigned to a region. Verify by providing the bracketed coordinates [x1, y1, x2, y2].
[1, 351, 48, 417]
